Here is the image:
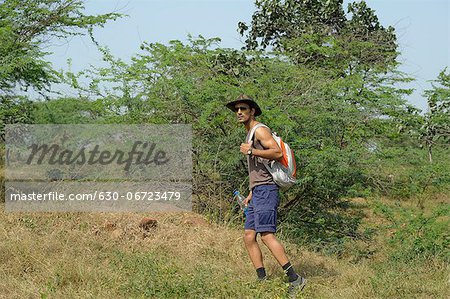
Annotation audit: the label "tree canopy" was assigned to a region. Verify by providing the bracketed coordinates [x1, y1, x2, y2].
[0, 0, 120, 139]
[0, 0, 120, 94]
[238, 0, 397, 70]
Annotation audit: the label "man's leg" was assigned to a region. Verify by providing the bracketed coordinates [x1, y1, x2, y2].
[251, 186, 306, 292]
[244, 198, 266, 279]
[260, 232, 289, 266]
[243, 229, 264, 269]
[261, 232, 305, 289]
[260, 232, 306, 293]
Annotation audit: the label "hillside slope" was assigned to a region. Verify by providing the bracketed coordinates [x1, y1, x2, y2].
[0, 196, 448, 298]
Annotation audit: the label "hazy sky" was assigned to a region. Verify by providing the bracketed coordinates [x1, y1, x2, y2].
[47, 0, 450, 112]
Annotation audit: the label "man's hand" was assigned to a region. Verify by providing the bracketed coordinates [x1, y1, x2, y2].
[240, 143, 251, 155]
[243, 191, 252, 206]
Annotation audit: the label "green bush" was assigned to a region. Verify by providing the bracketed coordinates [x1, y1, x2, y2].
[390, 204, 450, 262]
[365, 146, 450, 199]
[374, 200, 450, 262]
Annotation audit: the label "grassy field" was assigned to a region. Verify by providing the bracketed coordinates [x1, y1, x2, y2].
[0, 191, 448, 298]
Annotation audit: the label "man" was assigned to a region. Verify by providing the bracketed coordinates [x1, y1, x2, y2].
[226, 94, 306, 295]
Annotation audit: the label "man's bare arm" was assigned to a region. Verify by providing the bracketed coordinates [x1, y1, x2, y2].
[239, 127, 282, 160]
[251, 127, 282, 160]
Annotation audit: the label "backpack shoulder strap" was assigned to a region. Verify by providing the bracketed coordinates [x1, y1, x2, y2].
[246, 123, 269, 143]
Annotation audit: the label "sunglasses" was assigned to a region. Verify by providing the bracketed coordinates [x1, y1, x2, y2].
[234, 106, 249, 112]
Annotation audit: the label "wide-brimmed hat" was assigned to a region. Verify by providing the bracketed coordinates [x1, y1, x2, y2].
[225, 94, 262, 116]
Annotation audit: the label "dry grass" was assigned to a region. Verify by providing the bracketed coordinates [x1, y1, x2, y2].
[0, 194, 449, 298]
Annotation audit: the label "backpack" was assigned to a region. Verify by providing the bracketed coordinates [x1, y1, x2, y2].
[247, 123, 297, 190]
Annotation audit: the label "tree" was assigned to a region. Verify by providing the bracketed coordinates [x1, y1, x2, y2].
[65, 36, 376, 248]
[238, 0, 346, 51]
[235, 0, 421, 247]
[238, 0, 397, 69]
[421, 68, 450, 162]
[0, 0, 120, 139]
[0, 0, 120, 93]
[237, 1, 414, 141]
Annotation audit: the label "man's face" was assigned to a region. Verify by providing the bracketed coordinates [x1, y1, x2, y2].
[234, 103, 253, 123]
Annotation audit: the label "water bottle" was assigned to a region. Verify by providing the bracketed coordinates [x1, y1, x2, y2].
[233, 190, 248, 216]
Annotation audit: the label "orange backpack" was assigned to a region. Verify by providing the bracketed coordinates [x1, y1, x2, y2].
[247, 123, 297, 190]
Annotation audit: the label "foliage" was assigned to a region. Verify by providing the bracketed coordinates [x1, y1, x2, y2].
[0, 0, 120, 93]
[393, 205, 450, 262]
[32, 97, 106, 124]
[374, 201, 450, 262]
[238, 0, 397, 69]
[59, 32, 425, 249]
[420, 68, 450, 162]
[0, 0, 120, 138]
[363, 145, 450, 200]
[0, 96, 34, 140]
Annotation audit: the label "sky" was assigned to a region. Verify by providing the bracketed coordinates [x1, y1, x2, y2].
[47, 0, 450, 113]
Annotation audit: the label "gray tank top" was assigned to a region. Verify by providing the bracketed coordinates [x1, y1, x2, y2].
[246, 124, 275, 190]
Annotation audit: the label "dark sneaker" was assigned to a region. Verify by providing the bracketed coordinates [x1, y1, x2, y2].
[288, 276, 306, 298]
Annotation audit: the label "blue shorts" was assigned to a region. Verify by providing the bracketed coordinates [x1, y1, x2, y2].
[244, 184, 279, 233]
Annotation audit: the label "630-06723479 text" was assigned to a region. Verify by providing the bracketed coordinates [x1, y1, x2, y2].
[8, 191, 182, 201]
